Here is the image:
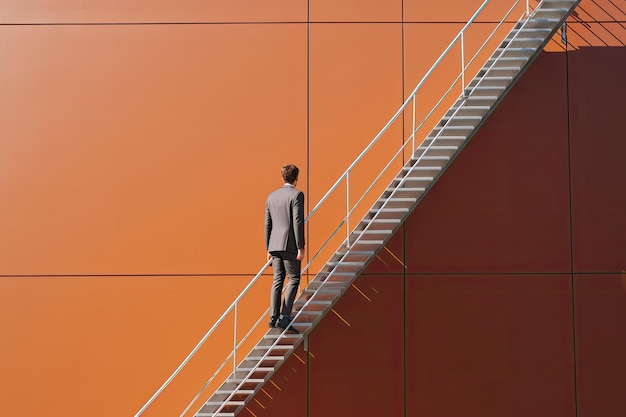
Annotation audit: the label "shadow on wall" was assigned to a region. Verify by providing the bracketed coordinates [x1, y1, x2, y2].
[567, 0, 626, 47]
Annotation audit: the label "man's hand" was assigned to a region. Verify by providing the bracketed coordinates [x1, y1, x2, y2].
[296, 249, 304, 261]
[267, 252, 273, 262]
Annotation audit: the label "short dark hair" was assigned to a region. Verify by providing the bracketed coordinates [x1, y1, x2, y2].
[281, 164, 299, 184]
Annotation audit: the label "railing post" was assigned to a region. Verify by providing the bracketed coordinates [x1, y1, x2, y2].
[461, 31, 466, 95]
[233, 304, 237, 376]
[526, 0, 530, 17]
[412, 94, 416, 152]
[346, 173, 350, 248]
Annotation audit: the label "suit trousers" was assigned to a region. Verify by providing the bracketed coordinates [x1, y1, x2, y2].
[270, 251, 301, 320]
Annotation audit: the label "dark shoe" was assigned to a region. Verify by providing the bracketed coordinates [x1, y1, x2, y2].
[277, 317, 299, 334]
[268, 316, 279, 328]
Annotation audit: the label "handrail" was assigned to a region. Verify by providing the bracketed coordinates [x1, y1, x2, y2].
[134, 0, 539, 414]
[308, 0, 490, 221]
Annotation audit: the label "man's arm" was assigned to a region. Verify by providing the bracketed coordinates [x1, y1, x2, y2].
[264, 201, 272, 260]
[293, 191, 305, 260]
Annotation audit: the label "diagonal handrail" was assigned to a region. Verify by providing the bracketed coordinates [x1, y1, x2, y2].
[134, 0, 546, 415]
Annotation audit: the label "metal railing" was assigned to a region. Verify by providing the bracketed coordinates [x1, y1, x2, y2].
[135, 0, 534, 415]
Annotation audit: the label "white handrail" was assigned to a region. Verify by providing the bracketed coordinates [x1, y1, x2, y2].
[135, 0, 542, 414]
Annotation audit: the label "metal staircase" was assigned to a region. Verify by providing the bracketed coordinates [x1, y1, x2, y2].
[136, 1, 581, 416]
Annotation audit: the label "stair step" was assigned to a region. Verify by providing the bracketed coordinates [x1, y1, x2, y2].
[363, 216, 403, 221]
[353, 229, 393, 235]
[247, 355, 285, 361]
[304, 285, 344, 292]
[378, 197, 417, 203]
[294, 299, 334, 305]
[330, 271, 358, 276]
[351, 239, 384, 245]
[496, 47, 537, 53]
[327, 260, 366, 266]
[425, 135, 466, 141]
[482, 66, 521, 72]
[452, 105, 490, 110]
[417, 146, 458, 151]
[335, 250, 376, 256]
[225, 378, 266, 384]
[215, 389, 255, 395]
[262, 333, 302, 341]
[433, 124, 475, 129]
[403, 166, 443, 172]
[532, 18, 563, 23]
[387, 187, 426, 193]
[196, 413, 235, 417]
[294, 310, 324, 316]
[443, 115, 483, 120]
[487, 57, 529, 62]
[290, 322, 313, 328]
[204, 401, 246, 406]
[517, 27, 552, 33]
[465, 95, 498, 101]
[481, 76, 514, 81]
[469, 85, 506, 91]
[373, 207, 410, 213]
[236, 367, 274, 373]
[308, 280, 350, 288]
[535, 8, 570, 14]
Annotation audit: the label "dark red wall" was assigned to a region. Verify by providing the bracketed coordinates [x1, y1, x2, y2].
[241, 44, 626, 417]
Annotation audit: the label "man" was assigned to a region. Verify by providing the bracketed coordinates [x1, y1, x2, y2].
[264, 164, 305, 334]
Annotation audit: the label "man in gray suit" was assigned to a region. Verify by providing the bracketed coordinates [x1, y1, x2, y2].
[265, 164, 305, 334]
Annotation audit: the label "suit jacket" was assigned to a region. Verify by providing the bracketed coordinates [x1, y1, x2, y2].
[265, 184, 305, 254]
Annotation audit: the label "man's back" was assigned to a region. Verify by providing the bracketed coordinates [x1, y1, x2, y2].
[265, 185, 305, 254]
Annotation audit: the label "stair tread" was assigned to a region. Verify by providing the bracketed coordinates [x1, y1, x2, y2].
[225, 378, 266, 383]
[294, 299, 334, 304]
[205, 401, 246, 406]
[196, 414, 235, 417]
[387, 186, 427, 191]
[379, 197, 418, 201]
[416, 146, 458, 150]
[247, 355, 285, 360]
[480, 76, 514, 80]
[215, 390, 255, 395]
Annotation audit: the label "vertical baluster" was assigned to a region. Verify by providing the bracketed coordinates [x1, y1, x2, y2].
[412, 94, 416, 153]
[461, 31, 466, 96]
[233, 303, 237, 376]
[346, 173, 350, 248]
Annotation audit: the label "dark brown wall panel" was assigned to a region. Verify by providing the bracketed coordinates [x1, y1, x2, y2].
[406, 274, 576, 417]
[574, 274, 626, 417]
[307, 274, 405, 417]
[569, 33, 626, 273]
[0, 24, 307, 276]
[404, 52, 571, 274]
[0, 0, 307, 23]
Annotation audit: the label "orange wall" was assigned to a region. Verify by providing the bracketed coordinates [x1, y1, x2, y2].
[0, 0, 624, 416]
